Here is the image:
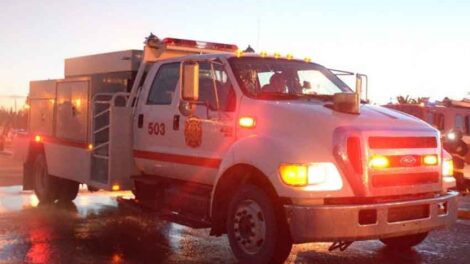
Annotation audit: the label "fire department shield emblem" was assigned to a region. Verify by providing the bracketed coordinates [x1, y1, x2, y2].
[184, 117, 202, 148]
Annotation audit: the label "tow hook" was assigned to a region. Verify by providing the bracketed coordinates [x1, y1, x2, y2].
[328, 241, 353, 252]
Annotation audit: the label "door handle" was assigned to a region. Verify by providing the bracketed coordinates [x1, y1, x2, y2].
[138, 114, 144, 128]
[173, 115, 180, 130]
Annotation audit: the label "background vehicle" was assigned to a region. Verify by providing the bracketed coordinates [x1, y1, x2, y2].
[14, 34, 458, 263]
[385, 100, 470, 192]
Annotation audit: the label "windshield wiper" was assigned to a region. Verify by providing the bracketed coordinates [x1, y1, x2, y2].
[255, 92, 302, 100]
[299, 94, 334, 101]
[255, 92, 335, 101]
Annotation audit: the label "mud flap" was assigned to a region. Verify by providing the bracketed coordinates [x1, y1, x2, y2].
[23, 162, 34, 190]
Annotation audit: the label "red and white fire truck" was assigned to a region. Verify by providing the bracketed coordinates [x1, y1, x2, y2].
[16, 34, 458, 263]
[385, 100, 470, 191]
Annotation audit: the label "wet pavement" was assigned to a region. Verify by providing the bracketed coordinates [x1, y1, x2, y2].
[0, 155, 470, 263]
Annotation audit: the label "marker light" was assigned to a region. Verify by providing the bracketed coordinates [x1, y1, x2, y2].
[304, 57, 312, 63]
[423, 154, 438, 166]
[280, 164, 308, 186]
[112, 184, 120, 191]
[286, 53, 294, 60]
[260, 51, 268, 57]
[236, 49, 243, 58]
[273, 52, 281, 59]
[369, 155, 389, 169]
[239, 117, 256, 128]
[34, 135, 42, 143]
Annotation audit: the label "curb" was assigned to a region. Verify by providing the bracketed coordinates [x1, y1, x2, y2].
[458, 209, 470, 220]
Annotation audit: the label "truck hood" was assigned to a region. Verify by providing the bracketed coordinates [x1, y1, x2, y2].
[240, 99, 436, 134]
[238, 98, 438, 162]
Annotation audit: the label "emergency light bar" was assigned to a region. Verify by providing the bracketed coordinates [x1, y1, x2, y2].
[162, 37, 238, 52]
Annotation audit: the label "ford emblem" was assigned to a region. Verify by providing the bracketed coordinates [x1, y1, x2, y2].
[400, 155, 417, 166]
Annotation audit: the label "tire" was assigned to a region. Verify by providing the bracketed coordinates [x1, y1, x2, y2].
[33, 154, 58, 203]
[380, 232, 428, 249]
[56, 178, 79, 202]
[226, 184, 292, 264]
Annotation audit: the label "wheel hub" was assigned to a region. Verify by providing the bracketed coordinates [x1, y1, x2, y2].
[233, 199, 266, 255]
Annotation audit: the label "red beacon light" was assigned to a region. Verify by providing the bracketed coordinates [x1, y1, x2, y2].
[162, 37, 238, 52]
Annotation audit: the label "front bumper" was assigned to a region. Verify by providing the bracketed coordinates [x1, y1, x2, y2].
[285, 192, 458, 243]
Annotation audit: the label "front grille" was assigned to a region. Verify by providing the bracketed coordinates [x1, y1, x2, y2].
[369, 137, 437, 149]
[371, 172, 439, 187]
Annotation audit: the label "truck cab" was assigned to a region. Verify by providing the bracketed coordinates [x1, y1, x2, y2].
[21, 34, 459, 264]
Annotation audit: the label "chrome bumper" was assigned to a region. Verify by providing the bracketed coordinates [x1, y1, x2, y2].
[284, 192, 458, 243]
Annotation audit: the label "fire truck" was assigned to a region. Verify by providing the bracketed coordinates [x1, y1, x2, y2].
[385, 101, 470, 192]
[17, 34, 458, 263]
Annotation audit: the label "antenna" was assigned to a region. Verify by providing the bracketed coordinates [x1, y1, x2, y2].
[257, 17, 260, 50]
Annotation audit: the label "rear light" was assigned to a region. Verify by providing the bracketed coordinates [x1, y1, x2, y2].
[112, 184, 120, 191]
[369, 155, 389, 169]
[347, 137, 363, 174]
[423, 154, 438, 166]
[34, 135, 42, 143]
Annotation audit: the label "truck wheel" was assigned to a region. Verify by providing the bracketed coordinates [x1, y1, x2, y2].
[57, 178, 79, 202]
[380, 232, 428, 249]
[33, 154, 58, 203]
[226, 184, 292, 264]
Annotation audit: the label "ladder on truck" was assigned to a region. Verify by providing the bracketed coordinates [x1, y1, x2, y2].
[90, 92, 134, 190]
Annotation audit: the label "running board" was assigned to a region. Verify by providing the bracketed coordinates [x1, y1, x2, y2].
[117, 197, 211, 229]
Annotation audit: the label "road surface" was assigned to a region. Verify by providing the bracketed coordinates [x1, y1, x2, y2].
[0, 154, 469, 263]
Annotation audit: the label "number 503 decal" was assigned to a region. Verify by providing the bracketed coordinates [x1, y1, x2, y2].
[148, 122, 166, 136]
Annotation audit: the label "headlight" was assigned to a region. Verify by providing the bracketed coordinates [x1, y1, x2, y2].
[442, 150, 456, 190]
[442, 158, 454, 177]
[279, 162, 343, 191]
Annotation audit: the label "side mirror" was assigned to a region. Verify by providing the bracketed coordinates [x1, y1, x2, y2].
[181, 62, 200, 101]
[332, 73, 363, 114]
[333, 93, 360, 114]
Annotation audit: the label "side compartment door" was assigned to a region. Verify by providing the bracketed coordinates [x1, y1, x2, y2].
[133, 62, 181, 177]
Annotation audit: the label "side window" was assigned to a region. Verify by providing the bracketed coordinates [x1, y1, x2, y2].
[455, 114, 465, 131]
[198, 62, 236, 112]
[147, 63, 180, 105]
[432, 112, 445, 131]
[425, 112, 433, 124]
[465, 116, 470, 135]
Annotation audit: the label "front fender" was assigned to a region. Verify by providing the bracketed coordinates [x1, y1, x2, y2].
[210, 135, 293, 212]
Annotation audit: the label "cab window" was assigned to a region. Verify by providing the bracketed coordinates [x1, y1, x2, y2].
[147, 63, 180, 105]
[198, 62, 236, 112]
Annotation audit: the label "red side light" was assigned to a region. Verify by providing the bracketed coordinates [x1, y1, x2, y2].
[347, 137, 363, 174]
[163, 38, 197, 47]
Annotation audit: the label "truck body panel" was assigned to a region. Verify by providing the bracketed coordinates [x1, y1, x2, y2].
[19, 35, 459, 263]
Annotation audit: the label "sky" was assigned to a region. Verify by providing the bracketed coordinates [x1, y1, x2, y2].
[1, 0, 470, 109]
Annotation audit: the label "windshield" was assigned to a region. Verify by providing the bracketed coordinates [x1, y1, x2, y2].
[229, 57, 352, 99]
